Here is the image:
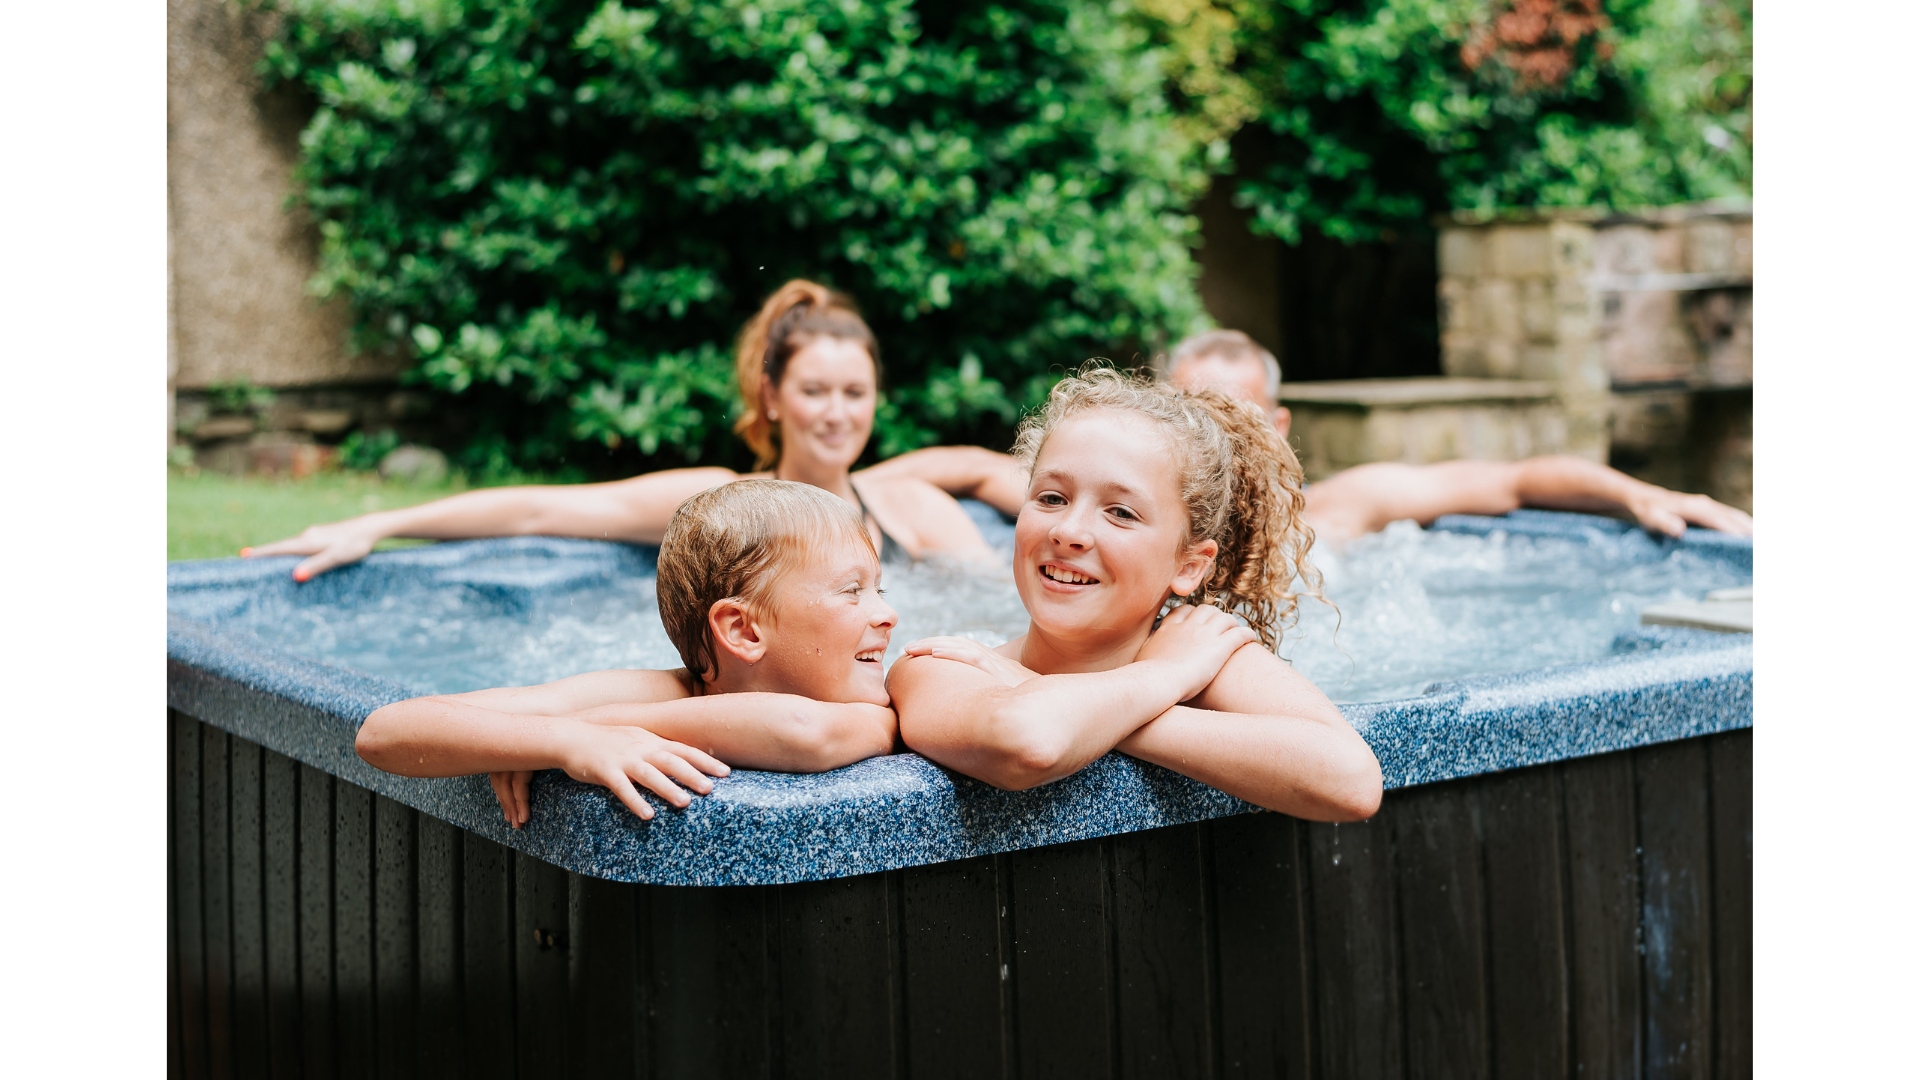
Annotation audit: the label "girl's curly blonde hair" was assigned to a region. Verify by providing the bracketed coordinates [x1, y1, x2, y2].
[1012, 366, 1323, 648]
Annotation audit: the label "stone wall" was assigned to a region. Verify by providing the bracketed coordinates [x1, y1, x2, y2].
[168, 0, 400, 395]
[1437, 206, 1753, 510]
[1280, 378, 1566, 482]
[1436, 212, 1611, 461]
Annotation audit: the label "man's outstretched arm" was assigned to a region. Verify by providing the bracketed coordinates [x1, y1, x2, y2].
[1304, 456, 1753, 541]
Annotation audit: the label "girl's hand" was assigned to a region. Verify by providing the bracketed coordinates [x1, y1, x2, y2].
[554, 722, 731, 822]
[490, 770, 534, 829]
[901, 637, 1033, 687]
[242, 520, 385, 582]
[1135, 604, 1260, 703]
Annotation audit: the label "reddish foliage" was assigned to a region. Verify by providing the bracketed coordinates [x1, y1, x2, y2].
[1461, 0, 1612, 90]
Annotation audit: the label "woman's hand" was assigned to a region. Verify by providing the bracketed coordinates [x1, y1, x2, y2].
[553, 722, 731, 822]
[900, 637, 1033, 687]
[242, 519, 386, 581]
[1135, 604, 1260, 703]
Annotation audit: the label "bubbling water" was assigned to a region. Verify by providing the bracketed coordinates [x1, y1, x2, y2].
[220, 520, 1746, 703]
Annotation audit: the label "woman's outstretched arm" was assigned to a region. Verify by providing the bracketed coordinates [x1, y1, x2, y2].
[245, 466, 739, 580]
[860, 446, 1027, 516]
[1114, 646, 1382, 821]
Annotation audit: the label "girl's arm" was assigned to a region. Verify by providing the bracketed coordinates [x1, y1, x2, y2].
[245, 466, 739, 580]
[890, 607, 1255, 791]
[1114, 647, 1382, 821]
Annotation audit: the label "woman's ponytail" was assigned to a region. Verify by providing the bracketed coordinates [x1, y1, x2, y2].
[732, 280, 877, 469]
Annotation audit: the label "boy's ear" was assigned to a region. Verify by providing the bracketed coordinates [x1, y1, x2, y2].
[1271, 405, 1292, 441]
[708, 598, 770, 666]
[1171, 538, 1219, 598]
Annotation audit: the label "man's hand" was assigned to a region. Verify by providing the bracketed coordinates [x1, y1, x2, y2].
[1624, 488, 1754, 538]
[242, 520, 385, 581]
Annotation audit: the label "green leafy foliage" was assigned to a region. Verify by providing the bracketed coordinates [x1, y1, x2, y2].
[260, 0, 1214, 470]
[1226, 0, 1752, 242]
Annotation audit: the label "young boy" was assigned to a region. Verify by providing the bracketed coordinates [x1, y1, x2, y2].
[355, 479, 901, 826]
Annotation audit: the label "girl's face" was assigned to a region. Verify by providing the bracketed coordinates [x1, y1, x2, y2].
[758, 535, 898, 705]
[1013, 409, 1216, 650]
[766, 337, 876, 473]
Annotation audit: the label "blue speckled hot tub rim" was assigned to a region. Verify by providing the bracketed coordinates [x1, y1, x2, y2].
[166, 507, 1751, 886]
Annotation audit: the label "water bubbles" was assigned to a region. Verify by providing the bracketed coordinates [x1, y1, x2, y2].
[210, 524, 1746, 702]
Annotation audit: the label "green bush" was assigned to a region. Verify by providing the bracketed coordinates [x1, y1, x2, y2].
[261, 0, 1215, 471]
[1226, 0, 1752, 243]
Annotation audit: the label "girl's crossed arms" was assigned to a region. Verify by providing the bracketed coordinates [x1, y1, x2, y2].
[890, 369, 1382, 821]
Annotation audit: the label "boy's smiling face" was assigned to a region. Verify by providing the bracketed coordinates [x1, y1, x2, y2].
[753, 535, 897, 706]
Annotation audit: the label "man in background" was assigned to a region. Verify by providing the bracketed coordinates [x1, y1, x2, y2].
[871, 329, 1751, 542]
[1162, 329, 1751, 541]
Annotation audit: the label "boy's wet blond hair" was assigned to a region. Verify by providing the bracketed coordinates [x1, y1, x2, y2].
[1012, 366, 1323, 648]
[657, 479, 875, 682]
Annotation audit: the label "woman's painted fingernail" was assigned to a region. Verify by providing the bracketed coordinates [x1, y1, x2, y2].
[240, 547, 253, 557]
[293, 569, 310, 582]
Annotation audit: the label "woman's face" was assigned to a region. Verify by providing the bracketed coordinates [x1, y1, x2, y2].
[758, 535, 898, 705]
[1013, 409, 1215, 649]
[766, 337, 876, 473]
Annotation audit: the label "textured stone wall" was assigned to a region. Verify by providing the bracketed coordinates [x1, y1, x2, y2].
[168, 0, 400, 391]
[1436, 214, 1611, 461]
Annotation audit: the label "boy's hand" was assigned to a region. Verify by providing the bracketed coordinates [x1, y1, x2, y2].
[1136, 605, 1259, 702]
[555, 722, 731, 822]
[901, 636, 1033, 687]
[490, 770, 534, 829]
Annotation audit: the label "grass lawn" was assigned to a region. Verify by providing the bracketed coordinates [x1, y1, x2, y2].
[168, 470, 479, 562]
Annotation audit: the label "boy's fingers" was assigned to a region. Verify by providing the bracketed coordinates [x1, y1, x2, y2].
[671, 743, 730, 778]
[604, 774, 656, 821]
[489, 773, 517, 826]
[513, 772, 532, 826]
[626, 761, 693, 809]
[653, 753, 717, 796]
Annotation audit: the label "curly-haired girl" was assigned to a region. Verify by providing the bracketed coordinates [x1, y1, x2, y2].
[888, 367, 1382, 819]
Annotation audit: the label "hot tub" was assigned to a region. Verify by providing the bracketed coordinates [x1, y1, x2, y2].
[167, 507, 1750, 1078]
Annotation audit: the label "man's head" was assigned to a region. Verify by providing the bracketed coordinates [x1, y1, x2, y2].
[1164, 329, 1291, 439]
[657, 479, 897, 705]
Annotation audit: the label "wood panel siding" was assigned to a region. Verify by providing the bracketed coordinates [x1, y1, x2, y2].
[169, 711, 1751, 1079]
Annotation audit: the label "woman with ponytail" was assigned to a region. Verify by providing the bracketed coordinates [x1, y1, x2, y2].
[247, 281, 993, 579]
[887, 367, 1382, 820]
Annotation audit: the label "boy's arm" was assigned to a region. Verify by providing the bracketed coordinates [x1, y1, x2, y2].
[1114, 646, 1382, 822]
[1304, 457, 1752, 541]
[245, 467, 738, 580]
[571, 694, 898, 774]
[860, 446, 1027, 516]
[355, 695, 728, 823]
